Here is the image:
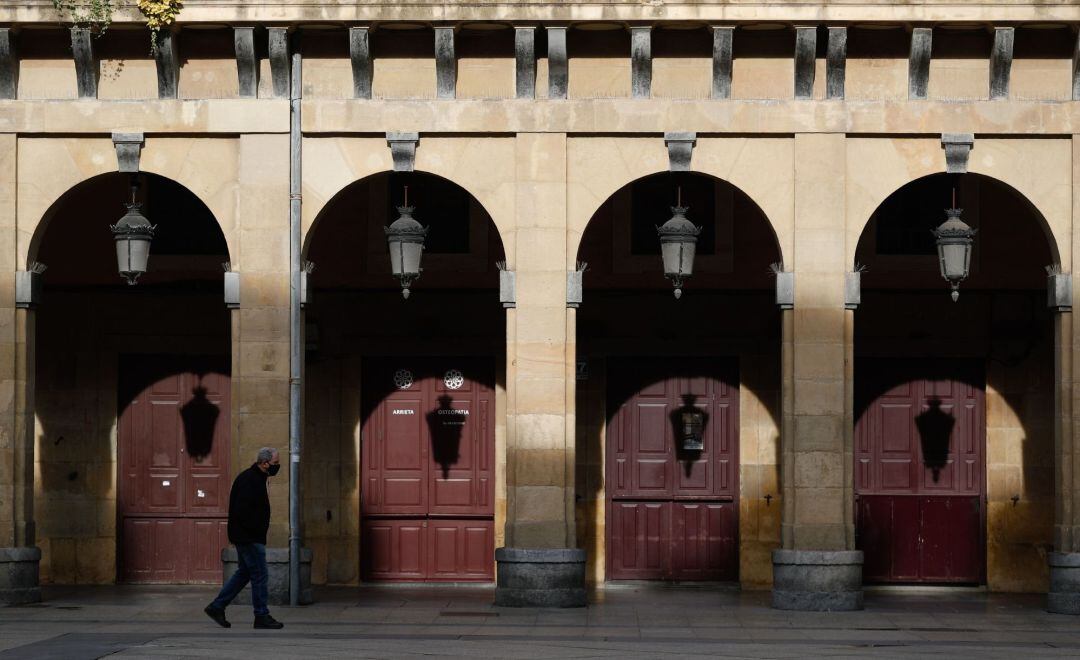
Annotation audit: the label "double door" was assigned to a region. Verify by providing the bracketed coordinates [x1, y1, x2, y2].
[606, 359, 739, 581]
[855, 359, 985, 583]
[118, 356, 230, 584]
[361, 359, 495, 581]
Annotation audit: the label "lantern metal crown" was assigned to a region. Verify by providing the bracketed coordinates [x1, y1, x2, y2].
[109, 178, 156, 286]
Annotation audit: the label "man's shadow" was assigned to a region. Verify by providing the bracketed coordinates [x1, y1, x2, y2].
[915, 397, 955, 483]
[670, 393, 709, 477]
[427, 394, 464, 479]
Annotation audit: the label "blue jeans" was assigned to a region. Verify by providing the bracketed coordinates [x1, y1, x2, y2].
[211, 543, 269, 616]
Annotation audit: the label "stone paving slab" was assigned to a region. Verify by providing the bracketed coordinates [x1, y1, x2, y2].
[0, 585, 1077, 658]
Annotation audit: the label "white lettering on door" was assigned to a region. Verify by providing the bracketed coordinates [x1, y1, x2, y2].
[392, 409, 415, 415]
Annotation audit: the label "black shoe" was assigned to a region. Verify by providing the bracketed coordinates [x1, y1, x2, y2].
[253, 614, 284, 629]
[204, 605, 231, 628]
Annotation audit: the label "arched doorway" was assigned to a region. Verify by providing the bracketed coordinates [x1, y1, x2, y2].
[575, 171, 783, 584]
[303, 170, 507, 583]
[853, 173, 1056, 589]
[32, 172, 232, 584]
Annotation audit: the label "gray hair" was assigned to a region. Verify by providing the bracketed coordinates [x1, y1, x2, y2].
[256, 447, 277, 464]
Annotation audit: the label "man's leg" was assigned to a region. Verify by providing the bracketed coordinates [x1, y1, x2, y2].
[210, 545, 252, 610]
[249, 543, 269, 616]
[250, 543, 283, 628]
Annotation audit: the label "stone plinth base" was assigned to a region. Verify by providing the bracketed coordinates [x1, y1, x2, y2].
[772, 549, 863, 611]
[494, 547, 587, 608]
[0, 547, 41, 605]
[1048, 552, 1080, 615]
[221, 547, 313, 606]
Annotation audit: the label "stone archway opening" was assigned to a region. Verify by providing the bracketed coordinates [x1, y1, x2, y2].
[302, 170, 507, 585]
[32, 172, 232, 585]
[574, 170, 784, 586]
[853, 172, 1055, 591]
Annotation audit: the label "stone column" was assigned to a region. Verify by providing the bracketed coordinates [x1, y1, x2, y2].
[0, 133, 40, 605]
[225, 133, 311, 605]
[1049, 136, 1080, 615]
[772, 133, 863, 611]
[495, 133, 585, 608]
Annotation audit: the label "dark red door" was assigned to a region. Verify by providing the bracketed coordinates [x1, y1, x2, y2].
[855, 359, 985, 584]
[118, 356, 230, 583]
[606, 359, 738, 581]
[361, 359, 495, 581]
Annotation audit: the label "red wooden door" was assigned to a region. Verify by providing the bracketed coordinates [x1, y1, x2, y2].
[361, 359, 495, 581]
[855, 359, 984, 584]
[606, 359, 738, 581]
[118, 356, 230, 584]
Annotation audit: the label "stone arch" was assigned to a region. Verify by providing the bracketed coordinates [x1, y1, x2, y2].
[567, 137, 794, 270]
[846, 138, 1068, 272]
[27, 171, 232, 272]
[17, 137, 240, 270]
[302, 137, 515, 267]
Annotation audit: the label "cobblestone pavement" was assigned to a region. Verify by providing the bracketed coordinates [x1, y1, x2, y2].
[1, 585, 1078, 659]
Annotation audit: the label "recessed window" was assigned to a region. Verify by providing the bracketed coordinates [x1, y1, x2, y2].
[874, 176, 955, 256]
[630, 175, 716, 255]
[387, 173, 471, 254]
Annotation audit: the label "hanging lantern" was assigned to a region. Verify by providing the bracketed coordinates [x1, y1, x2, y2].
[384, 204, 428, 299]
[657, 205, 701, 299]
[931, 206, 976, 302]
[109, 182, 155, 286]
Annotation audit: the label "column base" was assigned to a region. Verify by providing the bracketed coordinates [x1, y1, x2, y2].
[0, 547, 41, 605]
[1048, 552, 1080, 615]
[772, 549, 863, 611]
[221, 547, 313, 606]
[494, 547, 587, 608]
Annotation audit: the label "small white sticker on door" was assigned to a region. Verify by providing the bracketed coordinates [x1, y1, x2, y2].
[197, 489, 206, 498]
[162, 480, 170, 487]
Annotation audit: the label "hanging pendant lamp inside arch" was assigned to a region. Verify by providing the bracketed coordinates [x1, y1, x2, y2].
[385, 202, 429, 299]
[932, 206, 976, 302]
[657, 205, 702, 299]
[110, 179, 156, 286]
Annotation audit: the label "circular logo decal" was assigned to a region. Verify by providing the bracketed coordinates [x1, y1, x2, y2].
[393, 369, 414, 390]
[443, 369, 464, 390]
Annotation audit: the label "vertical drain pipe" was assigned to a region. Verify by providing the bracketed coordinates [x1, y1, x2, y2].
[288, 41, 303, 607]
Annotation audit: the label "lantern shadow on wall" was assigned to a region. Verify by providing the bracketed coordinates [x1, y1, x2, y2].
[915, 397, 955, 483]
[427, 394, 464, 480]
[671, 393, 709, 477]
[180, 382, 220, 461]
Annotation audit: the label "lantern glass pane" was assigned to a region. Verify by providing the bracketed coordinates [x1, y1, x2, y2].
[678, 243, 697, 277]
[115, 239, 131, 274]
[402, 242, 423, 276]
[388, 240, 404, 275]
[940, 243, 968, 280]
[128, 237, 151, 274]
[661, 241, 682, 278]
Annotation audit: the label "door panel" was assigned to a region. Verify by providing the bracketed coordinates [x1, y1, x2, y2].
[118, 356, 230, 584]
[855, 359, 984, 584]
[361, 359, 496, 581]
[606, 359, 739, 581]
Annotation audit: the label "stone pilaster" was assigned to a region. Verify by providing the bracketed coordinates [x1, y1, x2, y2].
[234, 133, 292, 546]
[1050, 136, 1080, 614]
[0, 133, 39, 604]
[496, 133, 585, 607]
[773, 133, 862, 611]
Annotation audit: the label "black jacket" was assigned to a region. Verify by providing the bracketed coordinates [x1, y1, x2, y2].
[227, 464, 271, 545]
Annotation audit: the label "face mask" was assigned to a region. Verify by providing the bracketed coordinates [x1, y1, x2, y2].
[267, 463, 281, 477]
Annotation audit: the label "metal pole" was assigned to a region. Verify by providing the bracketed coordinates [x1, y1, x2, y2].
[288, 44, 302, 607]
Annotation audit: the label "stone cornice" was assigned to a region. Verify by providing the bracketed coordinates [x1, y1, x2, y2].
[3, 1, 1080, 24]
[1, 98, 1079, 135]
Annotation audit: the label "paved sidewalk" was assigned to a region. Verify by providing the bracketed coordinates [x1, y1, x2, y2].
[1, 584, 1077, 659]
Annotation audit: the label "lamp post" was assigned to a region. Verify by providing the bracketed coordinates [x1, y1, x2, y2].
[656, 203, 701, 299]
[384, 189, 428, 299]
[931, 202, 976, 302]
[109, 179, 155, 285]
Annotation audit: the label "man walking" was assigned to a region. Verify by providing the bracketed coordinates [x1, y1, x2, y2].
[204, 447, 285, 629]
